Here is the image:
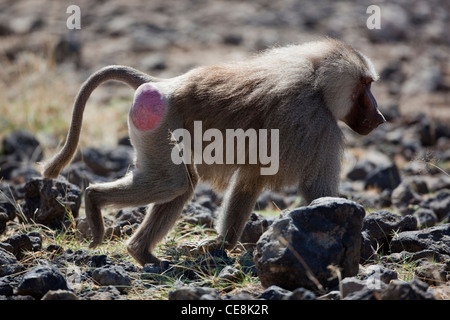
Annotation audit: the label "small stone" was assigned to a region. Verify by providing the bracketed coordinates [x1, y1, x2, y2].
[17, 265, 69, 299]
[92, 265, 131, 292]
[283, 287, 316, 300]
[41, 289, 79, 300]
[420, 189, 450, 222]
[218, 266, 243, 282]
[380, 279, 435, 300]
[362, 211, 417, 252]
[391, 181, 422, 215]
[341, 277, 367, 298]
[414, 208, 438, 228]
[239, 213, 271, 250]
[181, 201, 216, 228]
[2, 233, 33, 259]
[2, 130, 43, 162]
[0, 247, 23, 277]
[361, 265, 398, 285]
[0, 278, 13, 296]
[259, 285, 291, 300]
[168, 286, 221, 300]
[81, 286, 123, 300]
[364, 163, 401, 191]
[390, 224, 450, 259]
[415, 261, 448, 286]
[0, 212, 7, 234]
[20, 177, 81, 229]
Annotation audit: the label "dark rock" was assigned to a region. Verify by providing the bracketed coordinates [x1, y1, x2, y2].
[379, 279, 435, 300]
[141, 263, 164, 278]
[195, 195, 218, 213]
[20, 177, 81, 229]
[218, 266, 243, 282]
[360, 265, 398, 285]
[256, 191, 288, 210]
[362, 211, 417, 253]
[346, 161, 376, 181]
[2, 233, 33, 259]
[259, 285, 291, 300]
[342, 266, 399, 299]
[418, 116, 437, 146]
[414, 208, 438, 228]
[236, 251, 257, 276]
[73, 146, 134, 178]
[2, 130, 43, 162]
[420, 189, 450, 221]
[0, 201, 17, 221]
[390, 224, 450, 258]
[0, 212, 7, 234]
[197, 249, 234, 273]
[46, 244, 65, 256]
[239, 213, 271, 250]
[222, 33, 243, 46]
[0, 247, 23, 277]
[384, 250, 449, 264]
[0, 278, 13, 296]
[81, 285, 123, 300]
[391, 181, 422, 215]
[88, 255, 114, 268]
[406, 176, 429, 194]
[61, 162, 108, 189]
[194, 184, 221, 208]
[140, 53, 167, 71]
[53, 34, 82, 68]
[0, 242, 13, 254]
[75, 215, 117, 240]
[41, 289, 79, 300]
[364, 163, 401, 191]
[414, 260, 448, 286]
[349, 190, 392, 210]
[92, 265, 131, 292]
[283, 287, 316, 300]
[115, 206, 146, 225]
[168, 286, 221, 300]
[222, 292, 253, 300]
[116, 259, 139, 273]
[17, 265, 69, 299]
[343, 276, 435, 300]
[0, 159, 39, 182]
[341, 277, 368, 298]
[360, 231, 377, 263]
[27, 231, 42, 251]
[141, 261, 172, 281]
[254, 197, 365, 291]
[424, 175, 450, 193]
[318, 290, 341, 300]
[181, 201, 216, 228]
[343, 287, 379, 300]
[56, 249, 92, 266]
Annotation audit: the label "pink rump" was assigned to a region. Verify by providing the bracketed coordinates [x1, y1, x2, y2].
[130, 83, 165, 131]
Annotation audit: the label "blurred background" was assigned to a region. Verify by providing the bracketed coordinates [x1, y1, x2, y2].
[0, 0, 449, 150]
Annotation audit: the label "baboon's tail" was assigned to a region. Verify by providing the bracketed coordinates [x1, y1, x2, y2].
[41, 65, 157, 179]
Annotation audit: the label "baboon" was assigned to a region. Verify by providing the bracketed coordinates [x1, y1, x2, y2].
[42, 38, 385, 265]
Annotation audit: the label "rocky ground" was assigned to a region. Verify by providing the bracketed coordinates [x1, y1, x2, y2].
[0, 0, 449, 301]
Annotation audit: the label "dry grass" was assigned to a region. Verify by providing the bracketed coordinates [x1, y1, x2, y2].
[0, 53, 132, 156]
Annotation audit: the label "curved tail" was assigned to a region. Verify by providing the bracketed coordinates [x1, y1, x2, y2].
[41, 65, 158, 179]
